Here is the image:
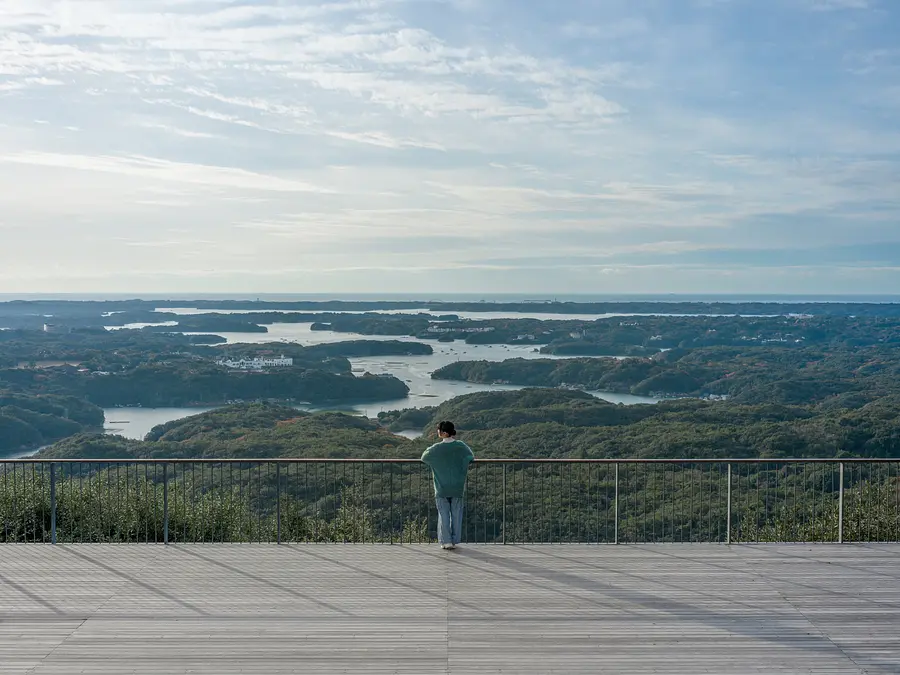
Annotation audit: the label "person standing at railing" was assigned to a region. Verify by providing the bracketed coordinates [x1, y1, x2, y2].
[421, 421, 474, 550]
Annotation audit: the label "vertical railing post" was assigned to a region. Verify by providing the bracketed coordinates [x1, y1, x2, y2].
[502, 463, 507, 545]
[163, 464, 169, 546]
[389, 463, 394, 545]
[50, 463, 57, 545]
[276, 463, 282, 545]
[614, 463, 619, 545]
[838, 462, 844, 544]
[726, 463, 732, 545]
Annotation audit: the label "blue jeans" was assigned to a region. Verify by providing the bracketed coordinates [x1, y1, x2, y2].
[436, 496, 464, 545]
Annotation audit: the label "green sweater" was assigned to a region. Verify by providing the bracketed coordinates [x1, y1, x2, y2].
[421, 439, 475, 498]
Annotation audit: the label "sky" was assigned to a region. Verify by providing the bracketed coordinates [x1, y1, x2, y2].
[1, 0, 899, 296]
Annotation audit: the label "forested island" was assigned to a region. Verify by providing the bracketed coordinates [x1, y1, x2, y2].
[0, 393, 104, 455]
[4, 299, 900, 464]
[0, 330, 428, 454]
[38, 403, 416, 460]
[5, 298, 900, 332]
[7, 363, 409, 408]
[432, 338, 900, 406]
[311, 313, 900, 354]
[0, 335, 413, 406]
[36, 386, 900, 461]
[6, 299, 900, 355]
[23, 390, 899, 543]
[219, 340, 432, 360]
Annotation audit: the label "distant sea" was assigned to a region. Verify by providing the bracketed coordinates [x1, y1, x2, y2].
[2, 293, 900, 303]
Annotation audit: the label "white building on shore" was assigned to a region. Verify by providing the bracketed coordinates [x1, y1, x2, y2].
[426, 326, 495, 334]
[216, 355, 293, 370]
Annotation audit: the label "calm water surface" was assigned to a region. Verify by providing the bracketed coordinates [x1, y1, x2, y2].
[158, 307, 767, 321]
[100, 323, 657, 441]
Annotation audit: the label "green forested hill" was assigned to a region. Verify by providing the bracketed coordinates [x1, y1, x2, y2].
[384, 389, 900, 459]
[17, 393, 900, 545]
[0, 393, 104, 455]
[432, 343, 900, 405]
[2, 363, 409, 408]
[38, 403, 419, 460]
[34, 389, 900, 461]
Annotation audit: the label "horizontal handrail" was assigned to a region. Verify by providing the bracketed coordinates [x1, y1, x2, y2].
[1, 457, 897, 464]
[2, 458, 897, 545]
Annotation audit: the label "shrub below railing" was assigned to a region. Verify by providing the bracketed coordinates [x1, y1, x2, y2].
[1, 460, 898, 544]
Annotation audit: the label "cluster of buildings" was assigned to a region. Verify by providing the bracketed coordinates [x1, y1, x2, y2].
[426, 326, 495, 334]
[216, 355, 294, 370]
[739, 335, 805, 344]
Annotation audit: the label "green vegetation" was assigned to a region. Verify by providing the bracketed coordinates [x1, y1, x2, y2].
[734, 477, 900, 543]
[0, 469, 427, 544]
[432, 356, 726, 398]
[0, 331, 416, 412]
[7, 302, 900, 356]
[271, 312, 900, 355]
[5, 405, 431, 543]
[0, 330, 428, 372]
[302, 340, 432, 358]
[0, 393, 103, 455]
[4, 456, 895, 544]
[30, 385, 900, 464]
[377, 388, 900, 460]
[433, 356, 723, 398]
[141, 316, 268, 333]
[311, 316, 431, 336]
[0, 328, 225, 369]
[433, 340, 900, 405]
[38, 404, 418, 459]
[1, 392, 895, 544]
[6, 298, 900, 329]
[4, 364, 409, 408]
[1, 301, 900, 542]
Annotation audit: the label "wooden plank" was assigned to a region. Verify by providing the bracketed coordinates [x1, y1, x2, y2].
[0, 544, 897, 674]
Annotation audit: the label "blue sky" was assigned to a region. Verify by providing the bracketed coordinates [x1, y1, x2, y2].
[0, 0, 898, 294]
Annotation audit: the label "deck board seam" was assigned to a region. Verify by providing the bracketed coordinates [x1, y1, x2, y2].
[734, 548, 870, 674]
[776, 588, 870, 674]
[445, 551, 451, 675]
[2, 544, 897, 675]
[28, 547, 166, 672]
[23, 617, 87, 675]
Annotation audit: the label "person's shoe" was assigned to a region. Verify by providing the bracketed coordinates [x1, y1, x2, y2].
[441, 544, 451, 550]
[446, 544, 456, 550]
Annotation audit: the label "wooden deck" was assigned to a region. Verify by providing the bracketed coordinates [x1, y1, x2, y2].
[1, 544, 898, 674]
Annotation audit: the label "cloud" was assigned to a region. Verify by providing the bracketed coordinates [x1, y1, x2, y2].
[135, 120, 221, 139]
[0, 152, 333, 193]
[0, 0, 897, 293]
[561, 18, 650, 41]
[324, 130, 446, 150]
[0, 76, 64, 92]
[802, 0, 870, 10]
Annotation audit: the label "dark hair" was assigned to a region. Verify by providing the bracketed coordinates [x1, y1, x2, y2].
[437, 420, 457, 437]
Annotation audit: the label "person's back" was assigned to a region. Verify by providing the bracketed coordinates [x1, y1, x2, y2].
[421, 421, 473, 549]
[422, 438, 473, 498]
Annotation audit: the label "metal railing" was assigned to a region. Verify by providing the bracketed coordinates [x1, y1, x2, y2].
[1, 459, 898, 544]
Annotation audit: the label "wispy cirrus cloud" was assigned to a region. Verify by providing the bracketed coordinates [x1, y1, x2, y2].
[0, 0, 898, 294]
[802, 0, 870, 10]
[0, 152, 333, 193]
